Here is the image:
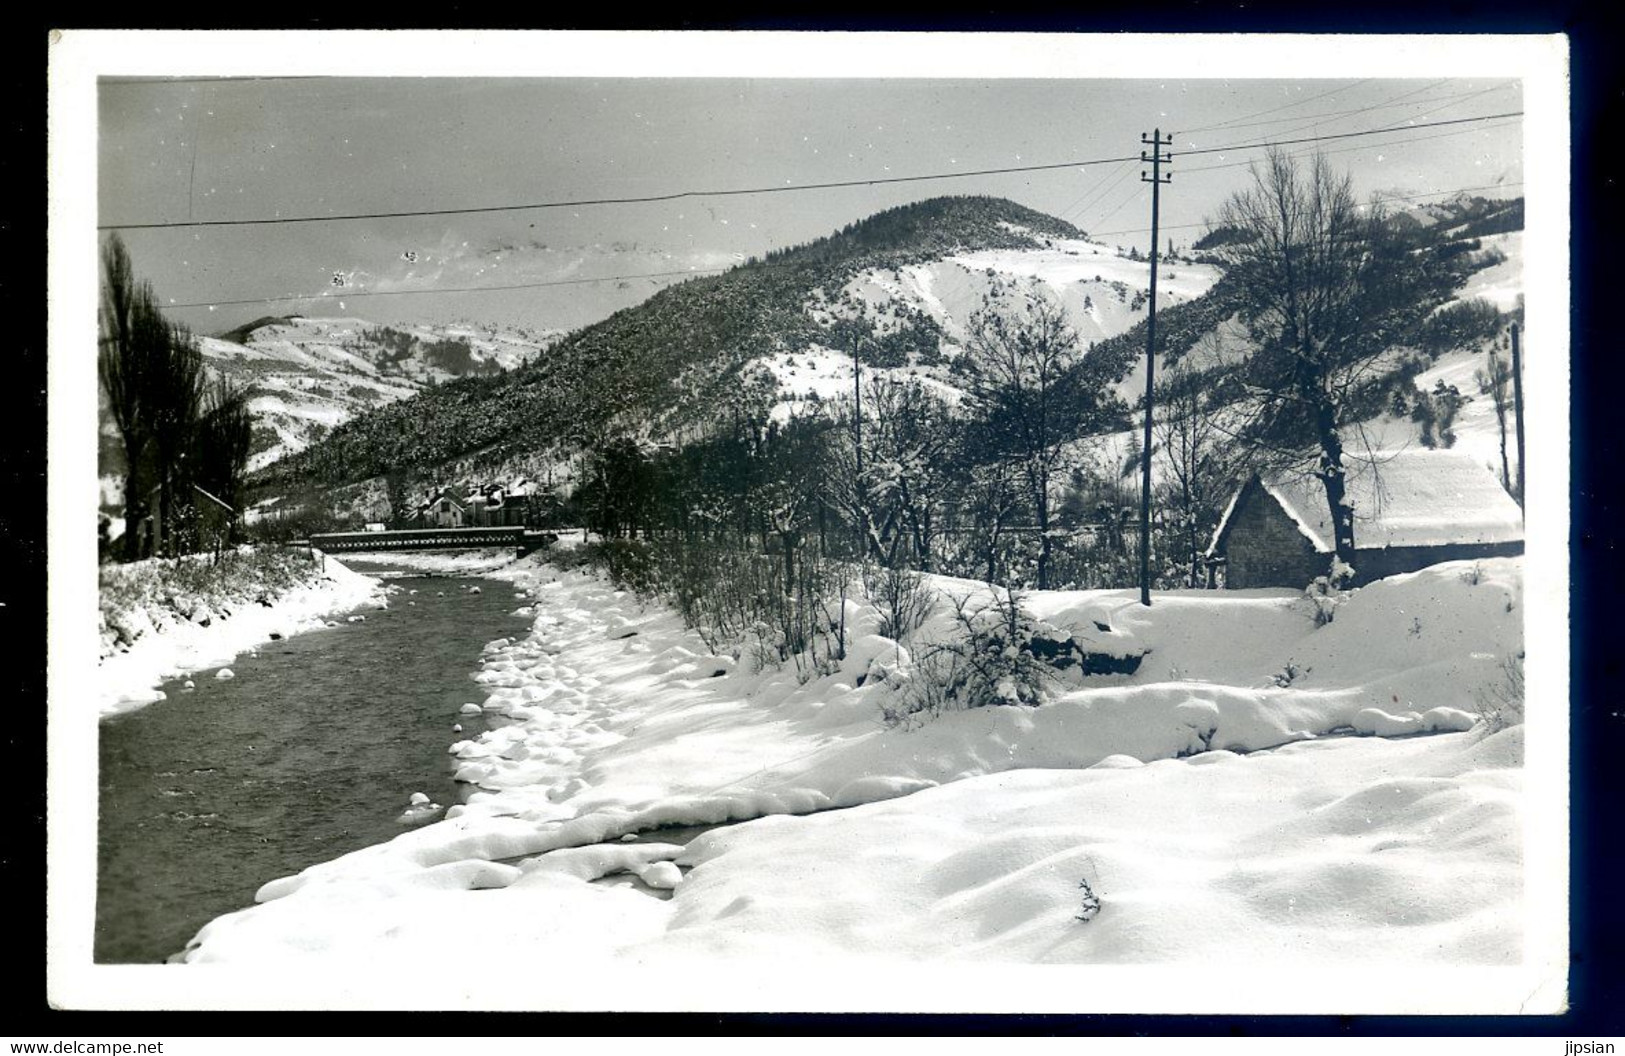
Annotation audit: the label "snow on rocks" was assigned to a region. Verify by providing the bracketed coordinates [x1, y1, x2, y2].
[215, 668, 235, 681]
[1422, 706, 1478, 733]
[1353, 708, 1425, 736]
[397, 792, 444, 826]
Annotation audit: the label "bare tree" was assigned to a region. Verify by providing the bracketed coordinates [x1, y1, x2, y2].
[1209, 150, 1466, 569]
[831, 376, 956, 571]
[959, 291, 1115, 588]
[754, 412, 835, 591]
[957, 459, 1023, 585]
[869, 377, 955, 572]
[1154, 333, 1241, 587]
[196, 376, 255, 544]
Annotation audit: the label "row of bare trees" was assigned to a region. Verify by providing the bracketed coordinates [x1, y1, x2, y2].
[574, 287, 1146, 591]
[99, 234, 254, 561]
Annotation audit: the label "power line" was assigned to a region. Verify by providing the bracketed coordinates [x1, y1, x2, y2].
[164, 179, 1523, 312]
[101, 155, 1144, 232]
[163, 266, 740, 311]
[100, 76, 330, 85]
[1257, 79, 1452, 142]
[1258, 82, 1512, 150]
[1065, 161, 1140, 227]
[1177, 114, 1522, 175]
[1176, 110, 1522, 160]
[100, 110, 1523, 233]
[1090, 178, 1151, 231]
[1176, 79, 1374, 135]
[1055, 158, 1137, 228]
[1177, 81, 1511, 137]
[1089, 181, 1523, 239]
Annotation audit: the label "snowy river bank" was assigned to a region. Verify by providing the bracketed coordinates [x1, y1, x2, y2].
[75, 550, 1553, 1012]
[172, 558, 1533, 998]
[97, 551, 385, 718]
[96, 567, 536, 963]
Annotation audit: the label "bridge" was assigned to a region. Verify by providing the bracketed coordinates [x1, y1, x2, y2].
[306, 527, 559, 554]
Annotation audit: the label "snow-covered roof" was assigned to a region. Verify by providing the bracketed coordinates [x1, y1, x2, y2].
[420, 488, 467, 510]
[1211, 449, 1523, 555]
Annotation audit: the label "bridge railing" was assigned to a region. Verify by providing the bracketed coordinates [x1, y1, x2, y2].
[310, 527, 530, 552]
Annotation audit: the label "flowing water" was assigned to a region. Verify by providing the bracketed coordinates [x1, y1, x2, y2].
[95, 572, 531, 964]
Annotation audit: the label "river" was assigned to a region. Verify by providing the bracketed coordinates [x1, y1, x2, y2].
[95, 570, 532, 964]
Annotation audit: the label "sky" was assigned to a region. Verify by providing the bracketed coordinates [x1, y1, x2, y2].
[98, 75, 1524, 336]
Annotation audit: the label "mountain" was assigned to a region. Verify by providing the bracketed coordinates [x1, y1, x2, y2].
[201, 316, 562, 471]
[250, 191, 1523, 527]
[252, 196, 1222, 507]
[97, 315, 563, 532]
[1384, 193, 1524, 241]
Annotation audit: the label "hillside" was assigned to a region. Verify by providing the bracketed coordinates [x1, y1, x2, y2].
[204, 316, 562, 471]
[253, 196, 1218, 502]
[97, 316, 563, 514]
[249, 191, 1522, 535]
[1085, 213, 1525, 506]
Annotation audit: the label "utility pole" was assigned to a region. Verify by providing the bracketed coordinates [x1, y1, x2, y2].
[1511, 321, 1525, 514]
[852, 329, 863, 482]
[851, 327, 870, 557]
[1138, 129, 1172, 607]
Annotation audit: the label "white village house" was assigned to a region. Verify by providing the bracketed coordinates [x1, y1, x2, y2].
[1205, 448, 1525, 589]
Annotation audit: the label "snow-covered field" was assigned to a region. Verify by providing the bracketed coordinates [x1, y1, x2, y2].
[96, 553, 385, 717]
[154, 552, 1548, 1011]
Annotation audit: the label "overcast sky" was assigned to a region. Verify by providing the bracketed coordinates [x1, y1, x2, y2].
[98, 75, 1523, 336]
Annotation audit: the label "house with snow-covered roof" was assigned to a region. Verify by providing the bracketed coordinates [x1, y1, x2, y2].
[418, 487, 468, 528]
[1205, 448, 1524, 589]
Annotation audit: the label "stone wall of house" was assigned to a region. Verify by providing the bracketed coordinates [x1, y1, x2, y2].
[1218, 484, 1328, 589]
[1347, 540, 1525, 586]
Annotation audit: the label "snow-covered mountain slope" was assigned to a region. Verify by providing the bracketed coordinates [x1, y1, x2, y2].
[840, 238, 1220, 350]
[760, 236, 1223, 420]
[199, 316, 561, 471]
[1347, 229, 1526, 483]
[1450, 231, 1523, 313]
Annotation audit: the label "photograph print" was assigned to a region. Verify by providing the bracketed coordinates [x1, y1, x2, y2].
[47, 30, 1570, 1015]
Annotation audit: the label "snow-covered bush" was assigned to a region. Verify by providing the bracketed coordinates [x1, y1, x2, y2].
[584, 539, 662, 598]
[574, 536, 853, 682]
[1304, 557, 1355, 627]
[897, 589, 1058, 719]
[880, 645, 955, 729]
[1270, 658, 1310, 688]
[1473, 651, 1525, 732]
[862, 562, 936, 643]
[748, 551, 853, 683]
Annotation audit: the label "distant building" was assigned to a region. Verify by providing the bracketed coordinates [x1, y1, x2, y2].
[1206, 449, 1524, 589]
[421, 489, 467, 528]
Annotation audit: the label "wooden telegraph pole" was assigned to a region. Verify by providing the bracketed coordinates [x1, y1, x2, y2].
[1139, 130, 1172, 607]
